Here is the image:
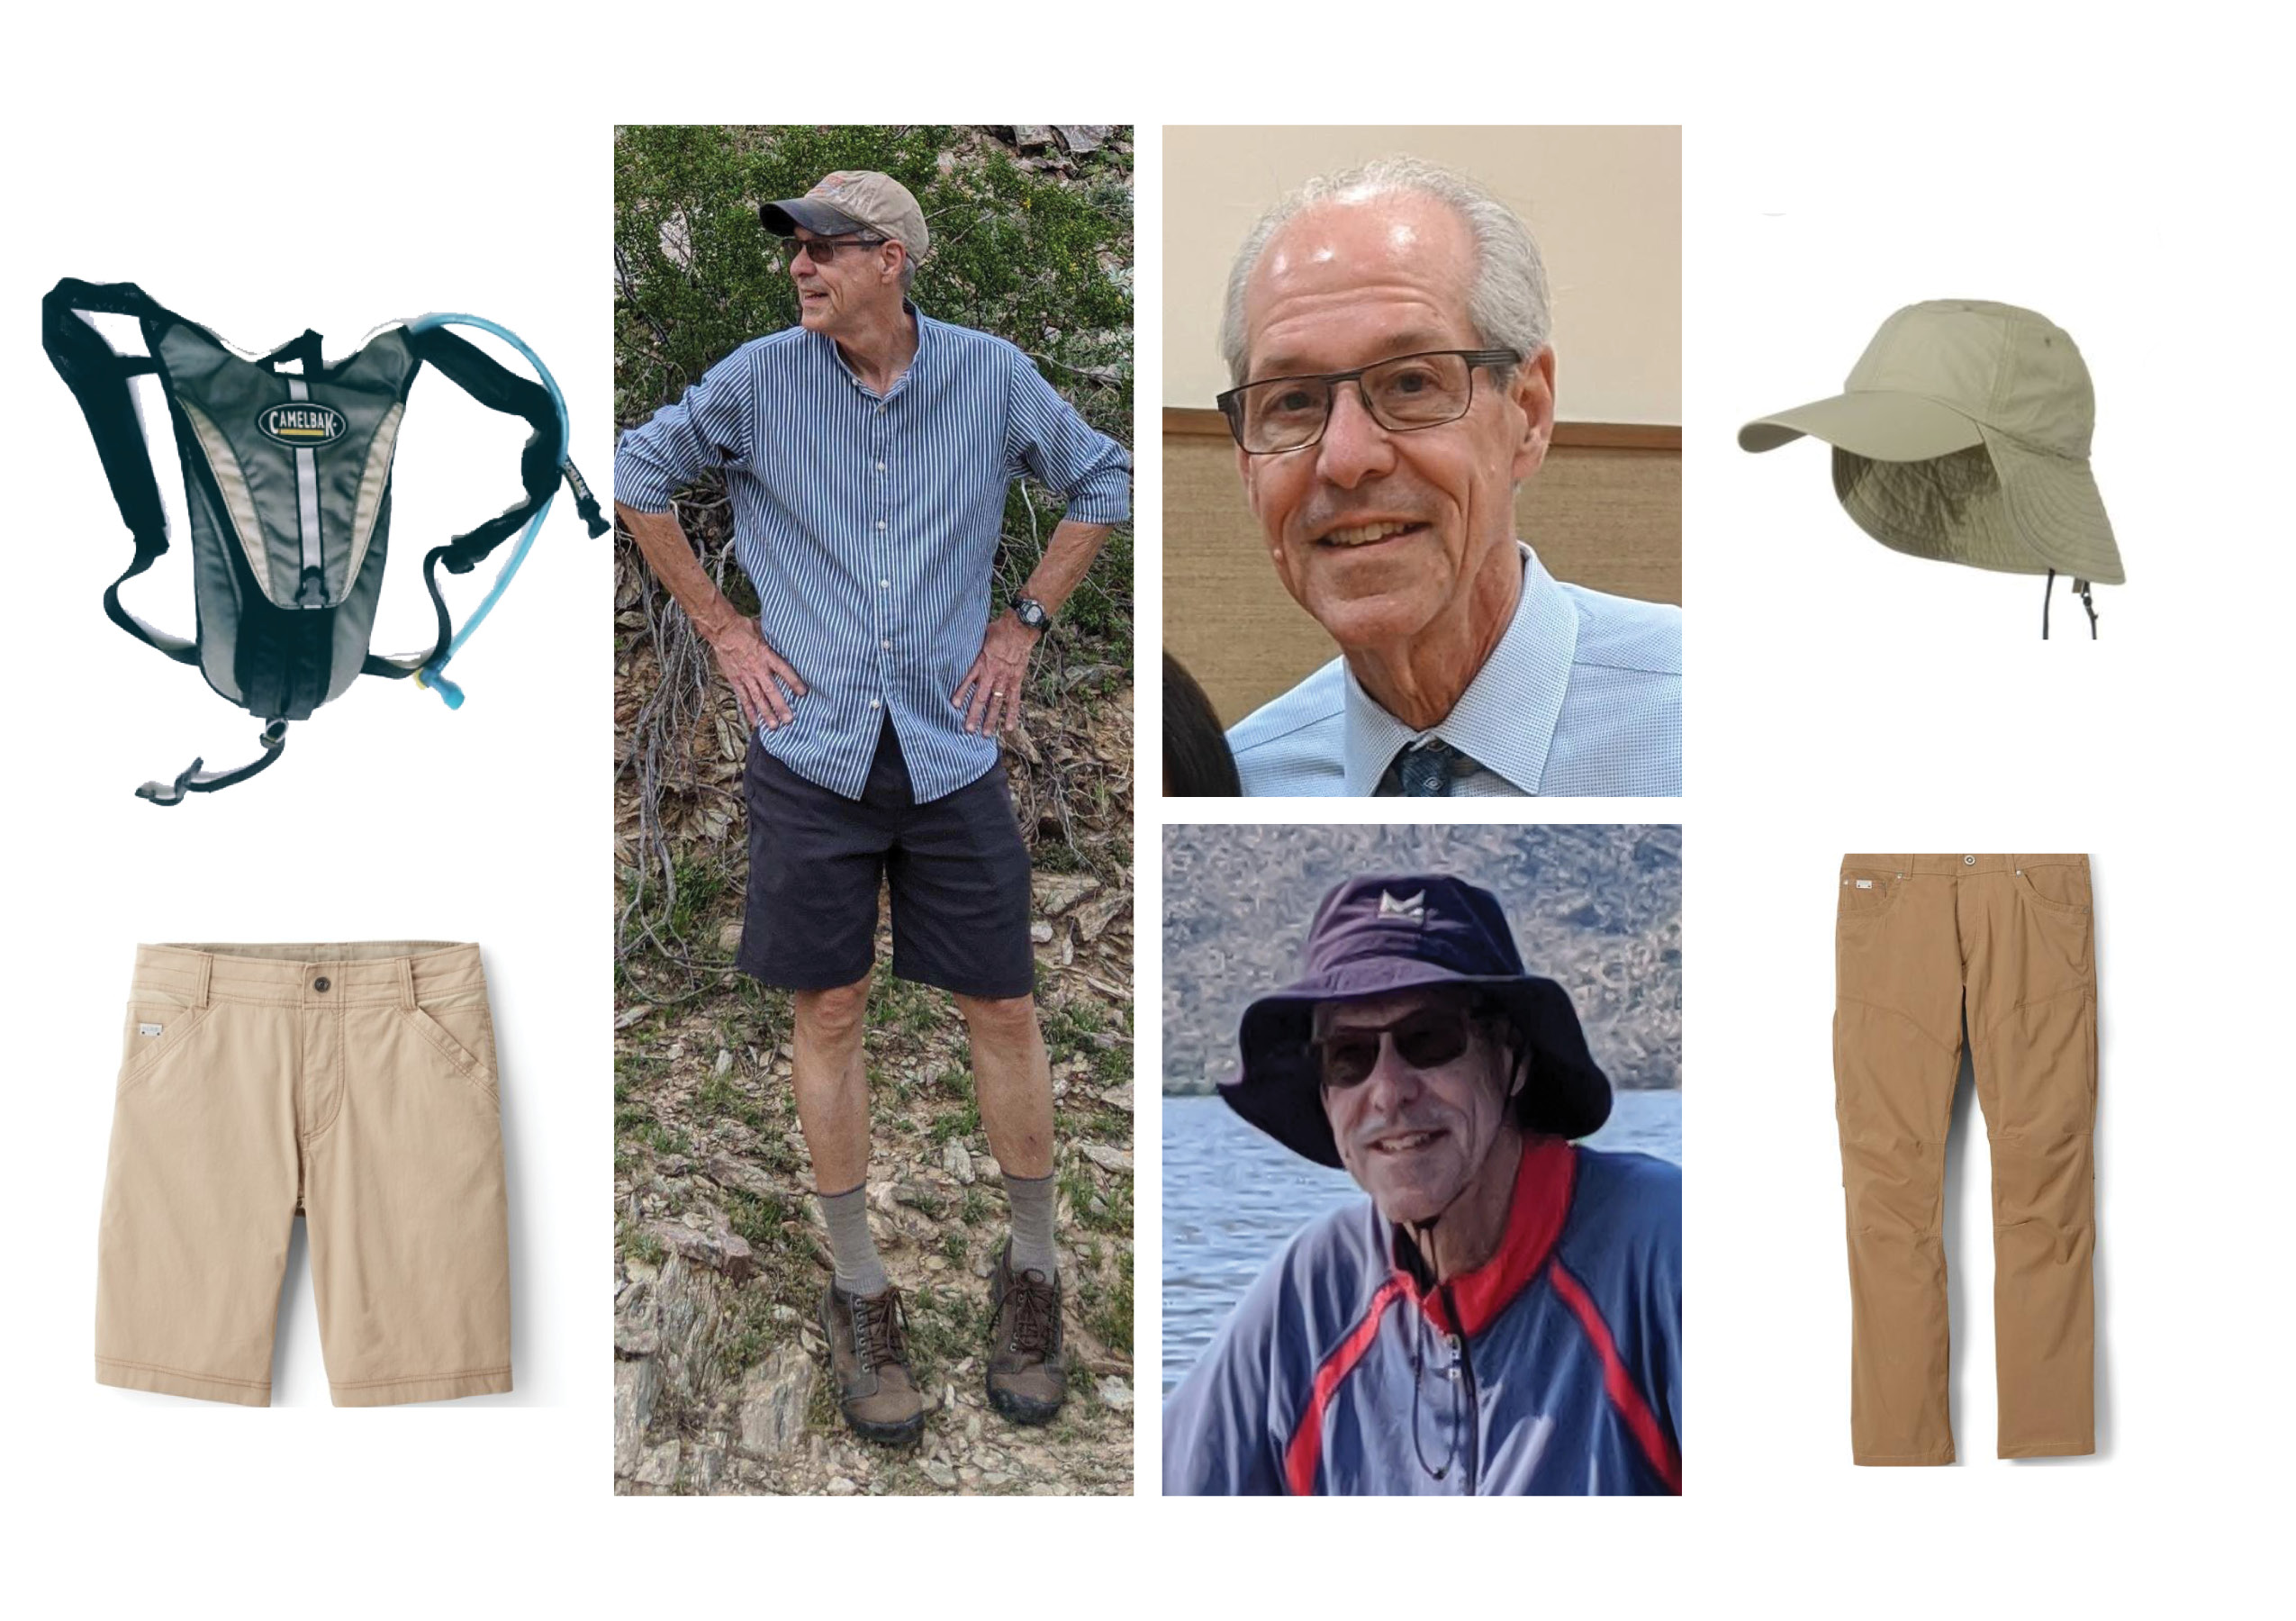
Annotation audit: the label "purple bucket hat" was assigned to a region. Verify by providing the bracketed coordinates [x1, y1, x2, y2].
[1224, 874, 1612, 1168]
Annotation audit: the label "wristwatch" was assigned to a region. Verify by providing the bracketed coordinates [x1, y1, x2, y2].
[1012, 595, 1051, 631]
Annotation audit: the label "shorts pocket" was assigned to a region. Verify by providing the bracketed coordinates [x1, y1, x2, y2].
[397, 1001, 499, 1100]
[116, 1001, 213, 1097]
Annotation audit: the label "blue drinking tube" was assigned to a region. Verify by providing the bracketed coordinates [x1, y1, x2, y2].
[408, 312, 575, 709]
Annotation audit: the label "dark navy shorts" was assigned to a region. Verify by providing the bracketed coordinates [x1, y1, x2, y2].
[737, 720, 1035, 999]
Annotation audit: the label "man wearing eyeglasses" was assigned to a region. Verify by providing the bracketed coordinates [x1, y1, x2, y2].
[1214, 158, 1680, 796]
[614, 169, 1131, 1447]
[1162, 874, 1680, 1495]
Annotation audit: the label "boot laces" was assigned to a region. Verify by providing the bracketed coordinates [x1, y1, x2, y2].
[851, 1287, 910, 1372]
[1000, 1266, 1059, 1358]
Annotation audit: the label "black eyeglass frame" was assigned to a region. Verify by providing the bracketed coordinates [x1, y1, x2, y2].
[1216, 348, 1524, 455]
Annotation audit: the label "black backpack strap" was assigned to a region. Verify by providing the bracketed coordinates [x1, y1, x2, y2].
[361, 324, 599, 680]
[41, 278, 200, 666]
[134, 720, 289, 806]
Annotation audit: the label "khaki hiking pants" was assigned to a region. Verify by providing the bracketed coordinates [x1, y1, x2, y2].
[1833, 855, 2097, 1463]
[95, 943, 511, 1406]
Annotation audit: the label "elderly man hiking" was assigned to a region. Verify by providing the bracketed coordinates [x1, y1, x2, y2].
[615, 168, 1131, 1444]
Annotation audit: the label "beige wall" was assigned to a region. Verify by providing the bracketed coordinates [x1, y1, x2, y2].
[1163, 125, 1680, 423]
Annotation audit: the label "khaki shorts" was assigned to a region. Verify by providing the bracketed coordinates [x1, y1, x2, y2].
[95, 942, 511, 1406]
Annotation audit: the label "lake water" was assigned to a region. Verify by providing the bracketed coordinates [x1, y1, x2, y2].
[1161, 1089, 1682, 1396]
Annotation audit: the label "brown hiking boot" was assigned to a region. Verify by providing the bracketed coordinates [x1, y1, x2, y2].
[820, 1281, 926, 1446]
[985, 1240, 1065, 1425]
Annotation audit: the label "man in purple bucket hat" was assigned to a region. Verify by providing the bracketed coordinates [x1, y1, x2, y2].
[1163, 873, 1680, 1495]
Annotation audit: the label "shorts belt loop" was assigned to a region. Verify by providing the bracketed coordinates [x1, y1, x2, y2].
[191, 952, 212, 1010]
[397, 956, 417, 1012]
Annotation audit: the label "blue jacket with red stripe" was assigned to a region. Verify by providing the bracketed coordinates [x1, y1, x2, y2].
[1162, 1136, 1680, 1495]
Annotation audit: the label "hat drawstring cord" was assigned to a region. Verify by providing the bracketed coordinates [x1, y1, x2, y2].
[1405, 1220, 1463, 1485]
[2042, 571, 2100, 640]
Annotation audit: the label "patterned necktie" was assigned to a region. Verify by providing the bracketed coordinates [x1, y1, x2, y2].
[1396, 738, 1460, 797]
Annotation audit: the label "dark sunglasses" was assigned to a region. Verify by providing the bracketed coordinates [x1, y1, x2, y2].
[1309, 1003, 1489, 1090]
[790, 234, 886, 264]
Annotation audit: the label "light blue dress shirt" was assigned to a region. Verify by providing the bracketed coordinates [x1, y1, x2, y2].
[614, 305, 1131, 803]
[1225, 546, 1680, 797]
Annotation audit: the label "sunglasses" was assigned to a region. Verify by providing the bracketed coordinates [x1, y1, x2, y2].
[1308, 1004, 1489, 1090]
[790, 234, 886, 265]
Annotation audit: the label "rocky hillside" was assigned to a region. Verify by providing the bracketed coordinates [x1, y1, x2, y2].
[1163, 824, 1680, 1095]
[612, 893, 1136, 1496]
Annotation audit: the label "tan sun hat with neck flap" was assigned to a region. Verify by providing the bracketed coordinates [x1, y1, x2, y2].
[1740, 300, 2122, 638]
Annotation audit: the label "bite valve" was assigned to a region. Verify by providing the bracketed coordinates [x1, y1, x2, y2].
[415, 665, 466, 709]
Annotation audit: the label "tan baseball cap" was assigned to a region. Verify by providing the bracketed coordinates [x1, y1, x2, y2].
[759, 170, 930, 261]
[1740, 300, 2123, 590]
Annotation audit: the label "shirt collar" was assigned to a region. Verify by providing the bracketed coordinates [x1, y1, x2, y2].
[1340, 544, 1579, 794]
[1389, 1134, 1577, 1337]
[817, 299, 932, 401]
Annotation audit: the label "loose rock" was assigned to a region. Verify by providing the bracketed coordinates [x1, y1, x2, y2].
[707, 1154, 782, 1202]
[943, 1139, 975, 1184]
[736, 1345, 816, 1460]
[649, 1219, 757, 1283]
[1031, 873, 1101, 914]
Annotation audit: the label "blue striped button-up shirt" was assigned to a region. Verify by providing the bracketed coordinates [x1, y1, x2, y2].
[1225, 546, 1680, 797]
[614, 306, 1131, 802]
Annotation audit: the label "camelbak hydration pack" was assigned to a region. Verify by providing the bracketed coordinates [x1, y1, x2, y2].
[43, 278, 606, 802]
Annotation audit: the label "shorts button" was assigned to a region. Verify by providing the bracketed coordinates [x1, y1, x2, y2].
[313, 976, 331, 992]
[1964, 856, 1975, 865]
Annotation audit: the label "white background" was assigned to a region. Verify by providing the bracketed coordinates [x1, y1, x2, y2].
[4, 12, 610, 1607]
[5, 3, 2284, 1617]
[1678, 7, 2282, 1615]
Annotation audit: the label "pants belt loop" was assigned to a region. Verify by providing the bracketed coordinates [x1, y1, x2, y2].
[397, 956, 417, 1012]
[192, 952, 212, 1010]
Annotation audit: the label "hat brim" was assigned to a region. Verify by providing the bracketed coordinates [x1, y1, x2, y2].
[1222, 963, 1612, 1168]
[1740, 390, 1987, 461]
[758, 197, 871, 238]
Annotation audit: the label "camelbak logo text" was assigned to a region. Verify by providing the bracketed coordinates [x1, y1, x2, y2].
[257, 402, 346, 447]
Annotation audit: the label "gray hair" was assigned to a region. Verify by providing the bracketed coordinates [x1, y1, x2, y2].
[1218, 156, 1550, 385]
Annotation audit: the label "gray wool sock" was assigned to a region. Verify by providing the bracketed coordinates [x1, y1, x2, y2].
[818, 1182, 890, 1298]
[1004, 1170, 1059, 1281]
